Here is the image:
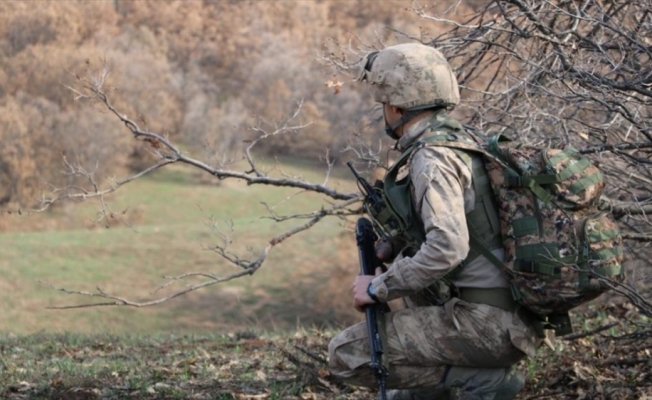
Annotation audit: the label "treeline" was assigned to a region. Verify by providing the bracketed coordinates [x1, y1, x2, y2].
[0, 0, 481, 209]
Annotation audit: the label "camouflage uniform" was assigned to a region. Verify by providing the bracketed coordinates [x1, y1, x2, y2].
[329, 112, 540, 392]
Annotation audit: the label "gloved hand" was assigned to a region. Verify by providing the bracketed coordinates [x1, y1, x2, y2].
[375, 239, 394, 263]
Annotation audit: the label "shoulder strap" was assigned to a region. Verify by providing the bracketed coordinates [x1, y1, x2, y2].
[468, 229, 506, 271]
[420, 133, 488, 157]
[418, 127, 506, 270]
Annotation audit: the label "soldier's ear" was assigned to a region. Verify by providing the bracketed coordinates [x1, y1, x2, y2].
[390, 105, 403, 115]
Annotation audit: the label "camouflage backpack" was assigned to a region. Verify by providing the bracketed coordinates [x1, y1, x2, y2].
[429, 131, 626, 334]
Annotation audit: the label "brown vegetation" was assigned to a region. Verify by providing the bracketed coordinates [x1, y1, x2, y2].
[1, 4, 652, 396]
[2, 0, 650, 313]
[1, 0, 465, 210]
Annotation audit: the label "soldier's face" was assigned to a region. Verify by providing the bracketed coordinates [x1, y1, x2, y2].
[383, 104, 403, 127]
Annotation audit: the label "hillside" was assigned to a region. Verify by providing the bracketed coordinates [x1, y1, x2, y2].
[2, 307, 651, 400]
[0, 161, 362, 334]
[1, 1, 652, 399]
[0, 0, 483, 209]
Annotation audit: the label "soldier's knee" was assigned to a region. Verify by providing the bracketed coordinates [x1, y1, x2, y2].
[327, 330, 352, 376]
[327, 325, 371, 381]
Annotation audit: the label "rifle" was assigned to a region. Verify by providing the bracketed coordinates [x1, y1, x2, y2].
[354, 217, 389, 400]
[347, 162, 393, 241]
[347, 162, 383, 204]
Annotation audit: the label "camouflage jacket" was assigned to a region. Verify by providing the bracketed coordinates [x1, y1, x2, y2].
[370, 111, 509, 302]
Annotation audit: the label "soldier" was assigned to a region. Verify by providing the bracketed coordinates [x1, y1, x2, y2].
[328, 43, 541, 399]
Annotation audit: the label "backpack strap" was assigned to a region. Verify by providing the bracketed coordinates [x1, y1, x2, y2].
[503, 172, 556, 203]
[468, 230, 572, 336]
[448, 132, 562, 204]
[468, 230, 508, 273]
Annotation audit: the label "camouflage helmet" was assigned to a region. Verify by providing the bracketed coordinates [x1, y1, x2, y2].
[357, 43, 460, 110]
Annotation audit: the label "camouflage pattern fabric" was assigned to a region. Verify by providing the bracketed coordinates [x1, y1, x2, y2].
[330, 111, 540, 392]
[431, 134, 626, 317]
[328, 299, 536, 389]
[368, 112, 509, 303]
[480, 141, 625, 316]
[357, 43, 460, 110]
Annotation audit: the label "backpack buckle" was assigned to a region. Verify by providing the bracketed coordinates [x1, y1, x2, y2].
[506, 175, 522, 187]
[516, 260, 536, 273]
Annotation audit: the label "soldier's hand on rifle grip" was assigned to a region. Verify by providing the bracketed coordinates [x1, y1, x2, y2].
[352, 267, 383, 313]
[375, 239, 393, 263]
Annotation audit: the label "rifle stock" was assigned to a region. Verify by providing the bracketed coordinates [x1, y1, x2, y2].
[355, 217, 388, 400]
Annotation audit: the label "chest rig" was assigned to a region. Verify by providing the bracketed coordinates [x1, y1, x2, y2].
[369, 114, 503, 271]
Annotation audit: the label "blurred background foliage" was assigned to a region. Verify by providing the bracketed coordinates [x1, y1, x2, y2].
[0, 0, 491, 333]
[3, 0, 649, 337]
[0, 0, 485, 212]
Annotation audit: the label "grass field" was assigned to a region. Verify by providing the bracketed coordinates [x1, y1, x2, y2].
[1, 308, 650, 400]
[0, 330, 377, 400]
[0, 157, 361, 335]
[2, 157, 651, 399]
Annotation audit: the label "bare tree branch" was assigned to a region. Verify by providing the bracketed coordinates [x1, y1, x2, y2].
[41, 196, 357, 308]
[24, 54, 366, 308]
[33, 0, 652, 311]
[405, 0, 652, 323]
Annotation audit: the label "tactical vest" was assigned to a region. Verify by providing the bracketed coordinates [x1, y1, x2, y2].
[377, 113, 503, 272]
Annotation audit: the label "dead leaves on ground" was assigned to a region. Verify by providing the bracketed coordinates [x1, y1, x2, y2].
[0, 332, 373, 400]
[524, 303, 652, 399]
[2, 305, 652, 400]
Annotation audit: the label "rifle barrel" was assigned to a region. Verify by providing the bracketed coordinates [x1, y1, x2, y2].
[355, 217, 388, 400]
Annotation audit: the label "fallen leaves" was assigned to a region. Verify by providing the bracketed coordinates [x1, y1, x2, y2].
[2, 311, 652, 400]
[325, 79, 343, 95]
[523, 302, 652, 399]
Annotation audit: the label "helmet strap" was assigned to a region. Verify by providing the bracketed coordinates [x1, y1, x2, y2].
[384, 110, 420, 141]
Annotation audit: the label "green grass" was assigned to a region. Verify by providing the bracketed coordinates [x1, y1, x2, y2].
[0, 331, 373, 400]
[2, 157, 652, 400]
[0, 159, 360, 334]
[2, 316, 651, 400]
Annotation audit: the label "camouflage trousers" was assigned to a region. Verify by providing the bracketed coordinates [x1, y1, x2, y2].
[328, 298, 539, 389]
